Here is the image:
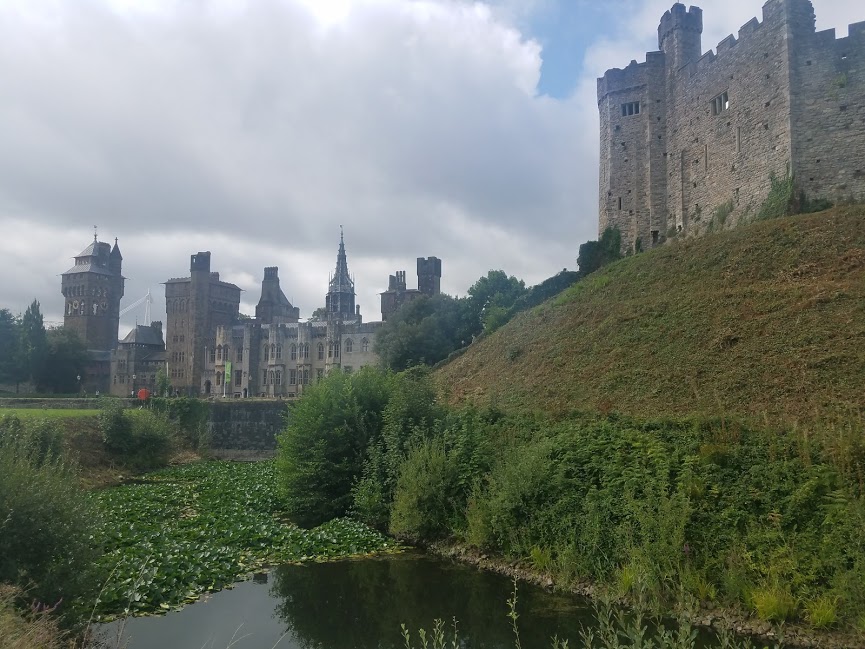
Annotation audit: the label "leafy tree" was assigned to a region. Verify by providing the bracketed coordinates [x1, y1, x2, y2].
[18, 300, 47, 389]
[577, 227, 623, 275]
[155, 367, 171, 397]
[374, 294, 473, 371]
[309, 307, 327, 321]
[35, 328, 87, 393]
[0, 309, 21, 389]
[277, 367, 393, 527]
[466, 270, 527, 334]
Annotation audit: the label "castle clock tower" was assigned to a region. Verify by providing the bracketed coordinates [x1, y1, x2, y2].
[61, 234, 125, 353]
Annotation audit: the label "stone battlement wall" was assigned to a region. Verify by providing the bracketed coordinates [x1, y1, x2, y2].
[598, 0, 865, 251]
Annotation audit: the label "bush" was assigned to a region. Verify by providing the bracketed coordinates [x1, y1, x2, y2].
[390, 439, 460, 539]
[806, 595, 838, 628]
[277, 368, 393, 527]
[0, 419, 101, 614]
[0, 586, 67, 649]
[99, 399, 174, 469]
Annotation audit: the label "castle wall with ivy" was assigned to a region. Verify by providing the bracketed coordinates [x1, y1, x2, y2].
[598, 0, 865, 251]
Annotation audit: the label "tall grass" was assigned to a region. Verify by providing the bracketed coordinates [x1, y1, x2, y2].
[0, 416, 102, 628]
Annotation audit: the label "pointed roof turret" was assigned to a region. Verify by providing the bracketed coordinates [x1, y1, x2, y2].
[329, 226, 355, 294]
[111, 237, 123, 260]
[325, 226, 356, 319]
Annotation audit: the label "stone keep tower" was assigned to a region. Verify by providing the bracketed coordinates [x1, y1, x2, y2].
[417, 257, 442, 296]
[61, 235, 124, 351]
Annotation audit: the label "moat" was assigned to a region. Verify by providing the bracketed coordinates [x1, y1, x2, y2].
[94, 552, 721, 649]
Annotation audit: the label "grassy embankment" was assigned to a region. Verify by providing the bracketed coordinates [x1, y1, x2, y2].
[408, 207, 865, 637]
[437, 206, 865, 425]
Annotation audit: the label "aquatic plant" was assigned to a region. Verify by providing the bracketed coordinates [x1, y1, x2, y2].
[93, 460, 395, 619]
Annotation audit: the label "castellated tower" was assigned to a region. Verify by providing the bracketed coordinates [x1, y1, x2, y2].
[598, 0, 865, 252]
[597, 51, 668, 250]
[658, 5, 703, 76]
[61, 235, 125, 352]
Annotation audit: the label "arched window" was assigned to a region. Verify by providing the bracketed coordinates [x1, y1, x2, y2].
[361, 338, 369, 352]
[303, 369, 309, 385]
[275, 370, 282, 386]
[345, 339, 353, 353]
[276, 344, 282, 360]
[216, 372, 222, 386]
[271, 343, 276, 358]
[318, 343, 324, 360]
[217, 345, 223, 361]
[263, 345, 269, 361]
[328, 343, 333, 358]
[290, 344, 296, 360]
[269, 370, 275, 385]
[334, 342, 339, 358]
[303, 344, 309, 360]
[224, 345, 230, 359]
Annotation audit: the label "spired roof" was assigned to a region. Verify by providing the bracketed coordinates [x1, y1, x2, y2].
[328, 228, 355, 295]
[63, 236, 120, 276]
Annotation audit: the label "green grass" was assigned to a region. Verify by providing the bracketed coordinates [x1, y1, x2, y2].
[0, 408, 99, 419]
[92, 460, 398, 620]
[437, 206, 865, 426]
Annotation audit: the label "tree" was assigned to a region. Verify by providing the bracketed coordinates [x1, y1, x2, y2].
[35, 328, 87, 393]
[466, 270, 527, 334]
[0, 309, 21, 389]
[374, 294, 473, 371]
[155, 367, 171, 397]
[577, 227, 623, 275]
[18, 300, 47, 389]
[309, 307, 327, 321]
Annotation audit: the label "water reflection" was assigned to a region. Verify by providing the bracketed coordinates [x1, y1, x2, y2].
[270, 553, 595, 649]
[95, 552, 699, 649]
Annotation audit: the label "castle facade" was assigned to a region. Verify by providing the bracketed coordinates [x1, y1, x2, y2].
[598, 0, 865, 251]
[164, 234, 441, 398]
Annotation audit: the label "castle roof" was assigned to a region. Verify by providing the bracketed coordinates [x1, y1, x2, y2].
[328, 229, 355, 295]
[120, 324, 165, 348]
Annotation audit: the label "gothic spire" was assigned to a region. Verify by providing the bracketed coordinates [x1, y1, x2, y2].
[325, 227, 356, 319]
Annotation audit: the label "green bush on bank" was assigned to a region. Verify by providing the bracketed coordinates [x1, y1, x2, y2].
[275, 367, 865, 629]
[98, 398, 174, 469]
[0, 415, 101, 615]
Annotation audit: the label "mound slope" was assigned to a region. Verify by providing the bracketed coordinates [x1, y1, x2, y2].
[437, 207, 865, 424]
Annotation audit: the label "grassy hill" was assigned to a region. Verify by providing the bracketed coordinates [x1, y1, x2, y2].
[437, 206, 865, 425]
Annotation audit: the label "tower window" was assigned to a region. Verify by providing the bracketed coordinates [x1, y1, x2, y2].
[711, 91, 729, 115]
[618, 197, 623, 210]
[621, 101, 640, 116]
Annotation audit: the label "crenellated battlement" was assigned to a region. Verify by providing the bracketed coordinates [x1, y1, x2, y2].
[658, 4, 702, 46]
[597, 52, 664, 101]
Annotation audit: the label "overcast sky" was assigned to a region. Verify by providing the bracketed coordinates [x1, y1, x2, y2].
[0, 0, 860, 333]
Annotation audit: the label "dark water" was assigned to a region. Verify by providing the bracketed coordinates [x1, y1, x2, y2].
[93, 552, 713, 649]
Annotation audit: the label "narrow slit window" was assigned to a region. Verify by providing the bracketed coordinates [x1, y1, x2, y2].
[618, 197, 623, 210]
[711, 91, 729, 115]
[621, 101, 640, 117]
[736, 126, 741, 152]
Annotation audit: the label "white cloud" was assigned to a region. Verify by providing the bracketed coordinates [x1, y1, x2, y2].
[0, 0, 586, 329]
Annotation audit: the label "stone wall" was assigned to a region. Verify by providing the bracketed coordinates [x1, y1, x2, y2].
[598, 0, 865, 252]
[206, 400, 288, 460]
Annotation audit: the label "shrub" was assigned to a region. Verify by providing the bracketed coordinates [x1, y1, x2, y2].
[99, 399, 174, 469]
[390, 439, 460, 539]
[0, 420, 101, 614]
[277, 367, 393, 527]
